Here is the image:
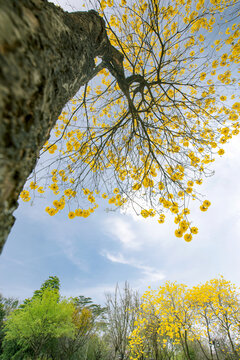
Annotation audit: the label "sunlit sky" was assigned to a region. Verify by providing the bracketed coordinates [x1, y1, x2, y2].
[1, 0, 240, 305]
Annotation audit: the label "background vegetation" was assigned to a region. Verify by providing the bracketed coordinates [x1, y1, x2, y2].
[0, 276, 239, 359]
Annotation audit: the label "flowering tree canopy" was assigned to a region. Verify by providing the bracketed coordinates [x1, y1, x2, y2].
[19, 0, 240, 241]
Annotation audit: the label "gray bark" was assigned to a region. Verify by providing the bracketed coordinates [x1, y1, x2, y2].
[0, 0, 114, 252]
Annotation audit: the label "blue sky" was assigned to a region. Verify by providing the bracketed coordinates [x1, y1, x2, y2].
[1, 0, 240, 305]
[1, 134, 240, 304]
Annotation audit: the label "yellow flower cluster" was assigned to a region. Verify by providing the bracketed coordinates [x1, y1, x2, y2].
[130, 277, 240, 359]
[200, 199, 211, 212]
[20, 190, 31, 202]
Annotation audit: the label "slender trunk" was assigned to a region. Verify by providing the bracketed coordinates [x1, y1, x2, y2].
[204, 312, 213, 360]
[218, 296, 238, 360]
[0, 0, 111, 252]
[184, 330, 192, 360]
[195, 337, 211, 360]
[178, 331, 190, 360]
[226, 327, 238, 359]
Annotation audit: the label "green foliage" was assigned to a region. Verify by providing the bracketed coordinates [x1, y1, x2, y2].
[86, 334, 110, 360]
[0, 303, 5, 355]
[72, 295, 106, 317]
[0, 296, 19, 319]
[0, 276, 110, 360]
[72, 295, 107, 331]
[22, 275, 60, 308]
[3, 276, 238, 360]
[2, 288, 74, 358]
[0, 339, 31, 360]
[0, 295, 19, 357]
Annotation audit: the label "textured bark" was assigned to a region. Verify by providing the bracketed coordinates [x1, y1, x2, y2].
[0, 0, 112, 252]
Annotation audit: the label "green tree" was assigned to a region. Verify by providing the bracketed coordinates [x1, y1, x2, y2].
[2, 288, 75, 360]
[72, 295, 107, 320]
[0, 303, 4, 355]
[86, 334, 111, 360]
[0, 295, 19, 356]
[53, 296, 107, 359]
[21, 275, 60, 308]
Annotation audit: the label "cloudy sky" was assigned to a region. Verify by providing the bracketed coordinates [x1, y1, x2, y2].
[1, 131, 240, 304]
[1, 0, 240, 305]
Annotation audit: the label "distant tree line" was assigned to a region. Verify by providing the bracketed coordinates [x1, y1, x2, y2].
[0, 276, 239, 359]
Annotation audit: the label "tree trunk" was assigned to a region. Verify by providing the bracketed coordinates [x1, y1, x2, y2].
[0, 0, 111, 252]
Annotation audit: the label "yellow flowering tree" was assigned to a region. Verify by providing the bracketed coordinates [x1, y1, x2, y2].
[19, 0, 240, 241]
[130, 282, 197, 359]
[129, 277, 240, 360]
[186, 277, 240, 359]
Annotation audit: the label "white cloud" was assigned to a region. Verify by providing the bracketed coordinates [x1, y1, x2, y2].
[132, 265, 166, 286]
[102, 251, 131, 265]
[104, 217, 141, 249]
[102, 250, 165, 286]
